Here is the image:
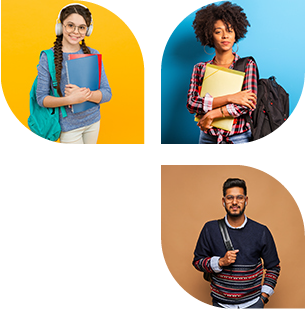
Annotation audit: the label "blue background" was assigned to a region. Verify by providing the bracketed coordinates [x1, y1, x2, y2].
[161, 0, 305, 144]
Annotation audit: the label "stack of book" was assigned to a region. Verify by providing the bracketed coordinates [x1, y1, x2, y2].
[66, 54, 102, 113]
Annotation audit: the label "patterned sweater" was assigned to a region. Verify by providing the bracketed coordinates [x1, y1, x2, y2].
[193, 217, 280, 305]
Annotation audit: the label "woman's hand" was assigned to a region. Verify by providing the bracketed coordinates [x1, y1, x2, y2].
[65, 85, 93, 105]
[197, 111, 214, 131]
[228, 90, 257, 109]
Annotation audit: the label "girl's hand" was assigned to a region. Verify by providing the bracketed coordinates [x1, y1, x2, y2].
[66, 87, 93, 105]
[65, 84, 79, 97]
[228, 90, 257, 109]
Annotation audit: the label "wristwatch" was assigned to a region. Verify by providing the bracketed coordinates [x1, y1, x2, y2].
[260, 295, 269, 304]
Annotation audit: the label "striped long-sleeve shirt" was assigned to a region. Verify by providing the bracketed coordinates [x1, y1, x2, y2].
[186, 53, 258, 143]
[193, 216, 280, 305]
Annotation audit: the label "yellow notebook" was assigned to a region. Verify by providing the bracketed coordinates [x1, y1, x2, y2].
[195, 64, 245, 131]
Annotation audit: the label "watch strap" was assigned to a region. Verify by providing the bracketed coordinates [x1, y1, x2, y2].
[261, 295, 269, 304]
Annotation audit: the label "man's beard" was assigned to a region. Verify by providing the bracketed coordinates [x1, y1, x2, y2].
[225, 204, 246, 217]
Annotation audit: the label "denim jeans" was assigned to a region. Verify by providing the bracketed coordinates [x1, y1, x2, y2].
[212, 298, 265, 308]
[199, 130, 252, 144]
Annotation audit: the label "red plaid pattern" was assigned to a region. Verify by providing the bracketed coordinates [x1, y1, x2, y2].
[186, 53, 258, 143]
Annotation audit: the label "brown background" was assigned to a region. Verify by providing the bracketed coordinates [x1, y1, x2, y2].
[161, 165, 305, 307]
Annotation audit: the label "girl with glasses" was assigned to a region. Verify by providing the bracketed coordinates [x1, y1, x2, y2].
[36, 3, 112, 143]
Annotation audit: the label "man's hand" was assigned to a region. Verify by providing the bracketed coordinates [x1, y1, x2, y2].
[260, 293, 269, 305]
[219, 250, 239, 267]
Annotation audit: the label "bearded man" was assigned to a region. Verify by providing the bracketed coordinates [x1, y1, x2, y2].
[193, 178, 280, 308]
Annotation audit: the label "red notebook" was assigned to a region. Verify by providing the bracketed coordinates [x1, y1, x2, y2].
[68, 53, 102, 85]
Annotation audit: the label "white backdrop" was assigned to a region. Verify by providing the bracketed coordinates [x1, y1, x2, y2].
[0, 0, 304, 308]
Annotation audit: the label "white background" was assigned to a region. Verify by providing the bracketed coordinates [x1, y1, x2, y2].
[0, 0, 304, 308]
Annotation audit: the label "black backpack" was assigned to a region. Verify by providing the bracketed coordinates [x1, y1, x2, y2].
[234, 57, 289, 141]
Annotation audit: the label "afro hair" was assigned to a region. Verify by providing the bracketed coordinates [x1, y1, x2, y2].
[193, 1, 250, 47]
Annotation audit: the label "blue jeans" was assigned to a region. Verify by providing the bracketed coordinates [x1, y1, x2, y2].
[199, 130, 252, 144]
[212, 298, 265, 308]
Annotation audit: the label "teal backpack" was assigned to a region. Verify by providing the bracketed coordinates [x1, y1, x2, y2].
[28, 49, 67, 141]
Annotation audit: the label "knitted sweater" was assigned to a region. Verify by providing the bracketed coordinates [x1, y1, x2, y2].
[36, 47, 112, 132]
[193, 218, 280, 305]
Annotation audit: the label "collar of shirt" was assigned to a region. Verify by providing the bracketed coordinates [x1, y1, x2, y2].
[225, 214, 247, 229]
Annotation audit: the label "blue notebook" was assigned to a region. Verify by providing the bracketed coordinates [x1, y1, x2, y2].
[65, 55, 100, 113]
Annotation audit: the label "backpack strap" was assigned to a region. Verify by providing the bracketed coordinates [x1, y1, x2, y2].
[202, 219, 233, 283]
[218, 218, 234, 251]
[41, 49, 67, 118]
[234, 56, 259, 80]
[233, 56, 260, 140]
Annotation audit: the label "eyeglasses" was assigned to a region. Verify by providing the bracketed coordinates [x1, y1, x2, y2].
[63, 22, 87, 34]
[224, 195, 246, 203]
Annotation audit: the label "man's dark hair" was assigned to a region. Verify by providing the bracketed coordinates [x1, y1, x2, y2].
[223, 178, 247, 196]
[193, 1, 250, 47]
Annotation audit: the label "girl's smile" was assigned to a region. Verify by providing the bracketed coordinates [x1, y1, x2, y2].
[68, 34, 81, 41]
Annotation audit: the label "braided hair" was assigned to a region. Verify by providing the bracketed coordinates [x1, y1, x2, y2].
[53, 4, 92, 97]
[193, 1, 250, 48]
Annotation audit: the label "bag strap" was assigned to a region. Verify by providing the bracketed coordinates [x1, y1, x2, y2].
[234, 56, 259, 80]
[235, 58, 277, 133]
[233, 56, 259, 140]
[218, 218, 234, 251]
[41, 49, 67, 118]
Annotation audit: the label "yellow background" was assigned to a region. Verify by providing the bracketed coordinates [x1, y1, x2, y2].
[1, 0, 144, 144]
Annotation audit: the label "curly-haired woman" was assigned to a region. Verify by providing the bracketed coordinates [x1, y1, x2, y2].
[36, 3, 112, 144]
[187, 2, 257, 144]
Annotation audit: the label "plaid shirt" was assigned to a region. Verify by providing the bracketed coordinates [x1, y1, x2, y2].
[186, 53, 258, 143]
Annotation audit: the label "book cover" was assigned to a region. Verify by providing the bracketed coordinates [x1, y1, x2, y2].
[65, 55, 100, 113]
[68, 53, 102, 86]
